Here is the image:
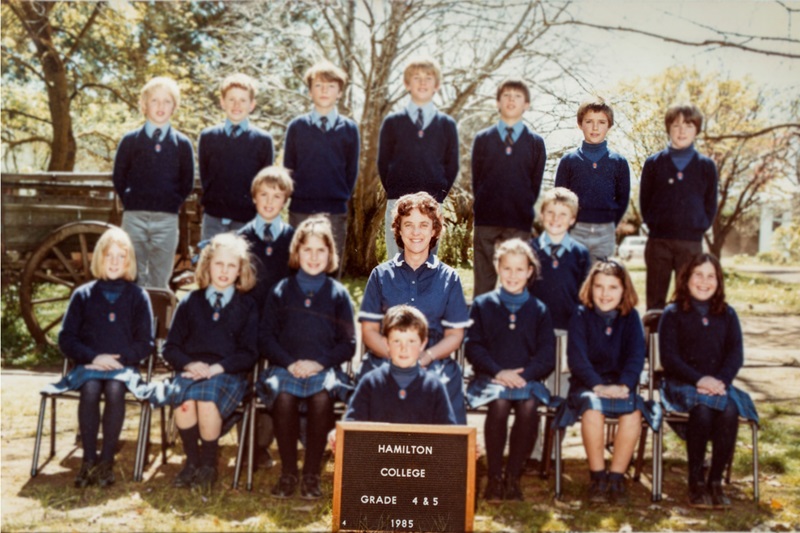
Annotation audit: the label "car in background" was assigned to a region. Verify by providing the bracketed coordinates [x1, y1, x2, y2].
[617, 235, 647, 261]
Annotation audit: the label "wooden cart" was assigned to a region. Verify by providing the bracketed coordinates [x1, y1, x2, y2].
[1, 172, 202, 345]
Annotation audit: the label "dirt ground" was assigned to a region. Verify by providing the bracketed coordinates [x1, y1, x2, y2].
[2, 314, 798, 531]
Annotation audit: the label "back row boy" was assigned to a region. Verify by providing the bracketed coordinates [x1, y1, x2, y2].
[283, 61, 360, 262]
[378, 57, 459, 259]
[198, 73, 274, 240]
[472, 78, 546, 296]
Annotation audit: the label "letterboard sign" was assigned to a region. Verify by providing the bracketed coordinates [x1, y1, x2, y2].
[332, 421, 476, 532]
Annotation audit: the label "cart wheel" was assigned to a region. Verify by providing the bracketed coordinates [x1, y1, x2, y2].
[20, 221, 116, 346]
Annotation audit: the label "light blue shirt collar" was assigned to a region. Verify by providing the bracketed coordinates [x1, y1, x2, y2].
[406, 100, 436, 129]
[538, 232, 575, 257]
[144, 121, 170, 139]
[224, 118, 250, 136]
[254, 215, 283, 240]
[496, 120, 525, 143]
[205, 285, 235, 307]
[310, 109, 339, 130]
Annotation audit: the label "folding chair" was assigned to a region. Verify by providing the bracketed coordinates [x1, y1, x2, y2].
[30, 287, 164, 481]
[646, 309, 760, 502]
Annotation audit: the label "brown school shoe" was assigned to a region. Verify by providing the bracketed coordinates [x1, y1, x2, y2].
[588, 476, 609, 504]
[192, 465, 218, 493]
[173, 464, 198, 489]
[504, 476, 523, 501]
[607, 475, 629, 505]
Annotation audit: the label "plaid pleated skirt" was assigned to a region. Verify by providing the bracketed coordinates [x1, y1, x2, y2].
[465, 375, 554, 409]
[147, 373, 247, 419]
[661, 379, 759, 424]
[554, 386, 663, 431]
[42, 366, 148, 398]
[256, 366, 353, 410]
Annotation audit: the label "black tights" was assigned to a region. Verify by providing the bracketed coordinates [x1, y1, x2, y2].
[78, 379, 127, 463]
[484, 398, 540, 479]
[273, 391, 333, 477]
[686, 402, 739, 485]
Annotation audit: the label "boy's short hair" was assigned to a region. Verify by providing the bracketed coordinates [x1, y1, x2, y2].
[496, 78, 530, 103]
[403, 56, 441, 86]
[383, 304, 429, 342]
[493, 238, 540, 279]
[577, 96, 614, 127]
[220, 73, 258, 100]
[665, 103, 703, 133]
[288, 215, 339, 273]
[139, 76, 180, 115]
[251, 165, 294, 198]
[540, 187, 580, 218]
[91, 227, 137, 281]
[195, 233, 257, 292]
[391, 192, 444, 252]
[304, 61, 348, 92]
[578, 259, 638, 316]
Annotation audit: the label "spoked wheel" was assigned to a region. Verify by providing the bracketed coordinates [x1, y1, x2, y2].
[20, 221, 116, 346]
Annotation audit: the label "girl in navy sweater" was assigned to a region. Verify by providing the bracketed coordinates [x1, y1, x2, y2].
[659, 254, 758, 509]
[466, 238, 555, 501]
[162, 233, 258, 491]
[556, 260, 660, 504]
[55, 228, 154, 488]
[259, 216, 356, 500]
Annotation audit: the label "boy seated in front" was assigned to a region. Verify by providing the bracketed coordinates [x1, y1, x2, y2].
[199, 73, 274, 241]
[377, 56, 459, 258]
[472, 78, 546, 296]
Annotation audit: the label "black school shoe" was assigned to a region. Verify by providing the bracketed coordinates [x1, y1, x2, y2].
[173, 464, 198, 489]
[688, 482, 714, 509]
[587, 475, 609, 504]
[96, 461, 115, 488]
[74, 459, 97, 488]
[483, 476, 505, 501]
[708, 481, 731, 509]
[607, 475, 629, 505]
[192, 465, 218, 493]
[300, 474, 323, 500]
[504, 476, 523, 501]
[271, 474, 298, 499]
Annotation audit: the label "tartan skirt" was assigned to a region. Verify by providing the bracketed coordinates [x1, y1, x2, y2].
[554, 386, 663, 431]
[661, 379, 759, 425]
[256, 366, 353, 410]
[466, 375, 554, 409]
[147, 373, 247, 419]
[42, 366, 148, 398]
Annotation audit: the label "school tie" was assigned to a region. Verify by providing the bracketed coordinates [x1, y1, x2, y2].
[550, 243, 561, 261]
[415, 109, 424, 130]
[230, 124, 240, 138]
[319, 116, 328, 132]
[263, 225, 274, 243]
[213, 292, 223, 310]
[505, 127, 514, 148]
[152, 128, 162, 143]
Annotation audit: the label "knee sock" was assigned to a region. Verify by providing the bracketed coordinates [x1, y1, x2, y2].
[485, 400, 512, 479]
[687, 405, 714, 485]
[178, 425, 201, 467]
[99, 381, 127, 463]
[506, 399, 539, 479]
[273, 393, 300, 476]
[200, 438, 219, 469]
[708, 401, 740, 483]
[78, 380, 103, 463]
[303, 391, 333, 477]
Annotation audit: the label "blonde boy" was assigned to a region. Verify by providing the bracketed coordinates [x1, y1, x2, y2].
[199, 73, 274, 240]
[377, 57, 459, 258]
[113, 76, 194, 289]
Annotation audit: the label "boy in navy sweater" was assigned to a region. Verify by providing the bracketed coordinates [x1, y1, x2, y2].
[377, 56, 459, 259]
[113, 76, 194, 289]
[283, 61, 359, 263]
[640, 104, 718, 309]
[199, 73, 274, 240]
[472, 78, 546, 296]
[555, 97, 630, 263]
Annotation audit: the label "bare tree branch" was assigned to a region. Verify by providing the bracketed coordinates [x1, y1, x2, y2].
[1, 108, 52, 124]
[704, 123, 800, 141]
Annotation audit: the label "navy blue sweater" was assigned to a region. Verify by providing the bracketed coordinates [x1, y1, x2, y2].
[528, 238, 590, 330]
[377, 110, 459, 202]
[471, 125, 546, 231]
[283, 114, 360, 215]
[198, 124, 274, 221]
[658, 303, 743, 386]
[555, 147, 631, 225]
[237, 220, 295, 309]
[112, 125, 195, 214]
[345, 364, 456, 424]
[567, 306, 645, 391]
[59, 280, 154, 367]
[640, 148, 718, 241]
[164, 290, 258, 375]
[260, 276, 356, 369]
[466, 290, 555, 381]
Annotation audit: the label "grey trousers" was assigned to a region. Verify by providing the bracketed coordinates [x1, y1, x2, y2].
[570, 221, 616, 264]
[122, 211, 179, 289]
[201, 213, 247, 242]
[472, 225, 531, 297]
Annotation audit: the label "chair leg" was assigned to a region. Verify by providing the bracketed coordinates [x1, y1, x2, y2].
[50, 397, 57, 456]
[751, 422, 759, 503]
[159, 405, 169, 463]
[555, 428, 564, 500]
[134, 402, 150, 482]
[31, 395, 49, 477]
[233, 406, 249, 490]
[654, 428, 663, 502]
[247, 401, 256, 491]
[540, 418, 554, 479]
[633, 422, 648, 481]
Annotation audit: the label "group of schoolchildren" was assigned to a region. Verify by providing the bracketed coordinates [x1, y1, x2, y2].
[52, 55, 757, 513]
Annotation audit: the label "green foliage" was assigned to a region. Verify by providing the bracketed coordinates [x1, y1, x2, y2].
[438, 220, 473, 268]
[1, 284, 60, 367]
[757, 223, 800, 265]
